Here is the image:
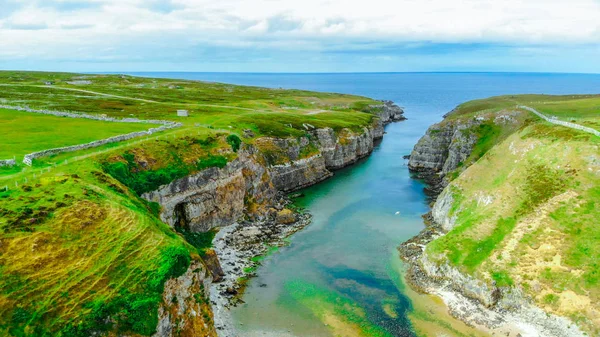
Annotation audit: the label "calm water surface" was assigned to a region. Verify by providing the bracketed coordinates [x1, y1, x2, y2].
[132, 72, 600, 336]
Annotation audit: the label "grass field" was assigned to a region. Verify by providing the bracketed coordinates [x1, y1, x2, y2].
[0, 108, 157, 160]
[0, 71, 383, 336]
[424, 94, 600, 334]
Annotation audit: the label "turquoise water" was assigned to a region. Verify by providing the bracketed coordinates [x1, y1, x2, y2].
[231, 121, 428, 336]
[132, 72, 600, 335]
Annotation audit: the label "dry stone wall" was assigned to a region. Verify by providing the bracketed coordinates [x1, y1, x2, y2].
[0, 105, 181, 166]
[0, 159, 16, 167]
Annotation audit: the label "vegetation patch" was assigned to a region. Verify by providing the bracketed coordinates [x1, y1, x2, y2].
[517, 164, 571, 216]
[285, 281, 393, 337]
[226, 134, 242, 153]
[176, 228, 218, 257]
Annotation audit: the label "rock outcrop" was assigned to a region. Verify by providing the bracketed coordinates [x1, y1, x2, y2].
[376, 100, 407, 124]
[142, 148, 275, 232]
[144, 102, 405, 232]
[154, 260, 217, 337]
[408, 118, 479, 195]
[315, 126, 378, 170]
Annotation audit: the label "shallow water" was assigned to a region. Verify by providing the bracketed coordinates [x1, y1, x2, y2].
[132, 72, 600, 336]
[231, 120, 428, 336]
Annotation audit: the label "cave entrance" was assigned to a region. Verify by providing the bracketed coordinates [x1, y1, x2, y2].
[173, 203, 190, 231]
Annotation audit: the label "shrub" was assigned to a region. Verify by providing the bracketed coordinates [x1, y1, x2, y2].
[196, 155, 228, 171]
[176, 228, 217, 256]
[226, 134, 242, 152]
[491, 271, 514, 287]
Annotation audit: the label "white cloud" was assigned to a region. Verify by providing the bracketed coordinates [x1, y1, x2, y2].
[0, 0, 599, 70]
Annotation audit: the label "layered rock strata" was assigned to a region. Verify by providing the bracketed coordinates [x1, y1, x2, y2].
[408, 118, 479, 196]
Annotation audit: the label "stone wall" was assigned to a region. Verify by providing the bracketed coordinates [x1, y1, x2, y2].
[0, 104, 173, 126]
[519, 105, 600, 137]
[0, 159, 16, 167]
[22, 123, 179, 165]
[0, 105, 181, 166]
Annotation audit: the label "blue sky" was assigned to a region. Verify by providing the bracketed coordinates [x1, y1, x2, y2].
[1, 0, 599, 73]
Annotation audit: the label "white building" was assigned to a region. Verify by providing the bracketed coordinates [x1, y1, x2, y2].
[177, 110, 189, 117]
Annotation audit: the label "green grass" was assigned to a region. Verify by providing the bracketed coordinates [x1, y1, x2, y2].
[0, 161, 193, 336]
[446, 94, 600, 122]
[491, 271, 514, 287]
[0, 108, 156, 160]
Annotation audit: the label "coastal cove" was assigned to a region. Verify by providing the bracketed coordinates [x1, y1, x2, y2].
[133, 72, 600, 336]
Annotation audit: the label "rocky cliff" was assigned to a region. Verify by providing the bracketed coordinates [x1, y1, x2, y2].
[143, 101, 404, 336]
[142, 147, 275, 232]
[407, 118, 480, 196]
[154, 259, 217, 337]
[144, 102, 405, 232]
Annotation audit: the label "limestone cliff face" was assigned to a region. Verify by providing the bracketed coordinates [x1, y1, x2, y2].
[315, 126, 378, 170]
[376, 100, 406, 124]
[142, 149, 275, 232]
[408, 119, 479, 194]
[144, 102, 405, 232]
[154, 260, 217, 337]
[268, 155, 333, 192]
[430, 187, 457, 231]
[402, 109, 585, 336]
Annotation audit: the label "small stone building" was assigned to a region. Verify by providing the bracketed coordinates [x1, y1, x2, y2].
[177, 110, 189, 117]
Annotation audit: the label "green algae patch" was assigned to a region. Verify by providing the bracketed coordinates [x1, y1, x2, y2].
[285, 281, 393, 337]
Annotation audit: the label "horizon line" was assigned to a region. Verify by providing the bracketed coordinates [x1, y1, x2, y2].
[116, 71, 600, 76]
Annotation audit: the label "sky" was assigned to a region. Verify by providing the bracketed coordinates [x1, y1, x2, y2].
[1, 0, 599, 73]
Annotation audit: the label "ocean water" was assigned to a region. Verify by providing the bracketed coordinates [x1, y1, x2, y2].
[131, 72, 600, 336]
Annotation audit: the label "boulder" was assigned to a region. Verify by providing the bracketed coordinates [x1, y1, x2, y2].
[276, 209, 296, 224]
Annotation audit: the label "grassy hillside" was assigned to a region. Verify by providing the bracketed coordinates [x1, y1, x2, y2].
[0, 71, 383, 336]
[425, 94, 600, 334]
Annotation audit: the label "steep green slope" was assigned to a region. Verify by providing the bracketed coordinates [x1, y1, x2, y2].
[407, 94, 600, 335]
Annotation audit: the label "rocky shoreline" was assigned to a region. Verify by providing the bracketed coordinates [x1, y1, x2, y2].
[209, 194, 312, 336]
